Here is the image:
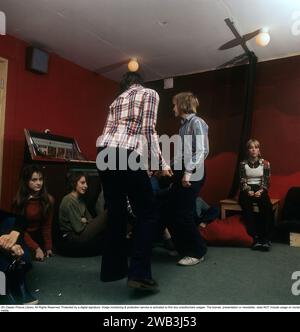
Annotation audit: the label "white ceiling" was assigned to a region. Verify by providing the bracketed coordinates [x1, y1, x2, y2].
[1, 0, 300, 82]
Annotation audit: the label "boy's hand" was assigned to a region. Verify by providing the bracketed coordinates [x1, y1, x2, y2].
[182, 173, 191, 188]
[161, 167, 173, 177]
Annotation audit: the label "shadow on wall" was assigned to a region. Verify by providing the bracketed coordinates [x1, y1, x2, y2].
[269, 172, 300, 209]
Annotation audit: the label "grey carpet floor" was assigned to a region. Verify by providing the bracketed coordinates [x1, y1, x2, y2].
[27, 243, 300, 305]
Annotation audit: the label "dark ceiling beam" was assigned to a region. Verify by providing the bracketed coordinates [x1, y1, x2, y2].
[224, 18, 250, 54]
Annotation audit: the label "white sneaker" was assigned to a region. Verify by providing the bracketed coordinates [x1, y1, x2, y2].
[177, 256, 204, 266]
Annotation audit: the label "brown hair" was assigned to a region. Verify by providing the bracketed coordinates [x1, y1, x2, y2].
[67, 171, 87, 193]
[173, 92, 199, 114]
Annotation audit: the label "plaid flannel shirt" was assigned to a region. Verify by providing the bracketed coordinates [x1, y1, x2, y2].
[96, 84, 167, 169]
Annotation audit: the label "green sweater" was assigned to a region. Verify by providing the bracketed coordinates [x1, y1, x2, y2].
[59, 193, 92, 234]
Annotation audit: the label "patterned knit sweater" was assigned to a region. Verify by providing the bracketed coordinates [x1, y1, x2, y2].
[239, 158, 270, 192]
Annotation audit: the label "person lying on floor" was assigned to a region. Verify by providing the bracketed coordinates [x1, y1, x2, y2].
[58, 171, 107, 257]
[12, 164, 54, 262]
[0, 209, 38, 305]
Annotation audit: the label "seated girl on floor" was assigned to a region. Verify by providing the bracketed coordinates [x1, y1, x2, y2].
[58, 171, 107, 257]
[12, 165, 54, 262]
[0, 209, 38, 304]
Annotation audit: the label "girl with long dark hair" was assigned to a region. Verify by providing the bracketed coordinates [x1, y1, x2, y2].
[12, 165, 54, 261]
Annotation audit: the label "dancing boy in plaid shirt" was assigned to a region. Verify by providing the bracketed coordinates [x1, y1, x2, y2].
[96, 72, 172, 292]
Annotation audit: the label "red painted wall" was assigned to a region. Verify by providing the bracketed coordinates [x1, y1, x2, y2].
[252, 56, 300, 207]
[1, 33, 300, 212]
[0, 35, 118, 210]
[148, 55, 300, 207]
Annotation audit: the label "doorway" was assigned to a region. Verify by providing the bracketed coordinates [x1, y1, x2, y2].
[0, 57, 8, 202]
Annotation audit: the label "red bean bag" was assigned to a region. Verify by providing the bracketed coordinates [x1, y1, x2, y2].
[199, 215, 253, 247]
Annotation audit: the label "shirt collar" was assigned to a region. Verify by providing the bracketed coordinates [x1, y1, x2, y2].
[127, 84, 142, 90]
[181, 113, 195, 124]
[247, 158, 261, 168]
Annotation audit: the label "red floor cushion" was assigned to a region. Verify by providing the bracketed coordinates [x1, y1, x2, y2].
[199, 215, 253, 247]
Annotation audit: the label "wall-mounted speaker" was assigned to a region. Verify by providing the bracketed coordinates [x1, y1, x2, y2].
[26, 46, 49, 74]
